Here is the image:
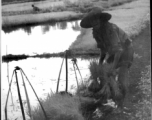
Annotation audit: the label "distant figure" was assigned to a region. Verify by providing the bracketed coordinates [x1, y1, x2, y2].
[32, 4, 40, 12]
[80, 7, 134, 112]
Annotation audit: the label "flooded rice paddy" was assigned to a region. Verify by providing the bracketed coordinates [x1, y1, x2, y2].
[1, 20, 97, 120]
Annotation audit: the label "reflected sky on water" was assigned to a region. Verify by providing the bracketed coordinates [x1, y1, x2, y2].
[1, 20, 81, 56]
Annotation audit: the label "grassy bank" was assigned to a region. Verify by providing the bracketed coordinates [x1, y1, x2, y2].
[2, 0, 135, 28]
[132, 65, 151, 120]
[2, 0, 92, 27]
[2, 11, 83, 28]
[69, 0, 150, 51]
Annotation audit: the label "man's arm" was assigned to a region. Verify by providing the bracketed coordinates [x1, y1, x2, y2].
[107, 51, 121, 77]
[99, 50, 106, 64]
[111, 50, 122, 70]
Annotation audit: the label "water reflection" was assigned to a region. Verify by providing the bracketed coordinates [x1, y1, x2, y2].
[56, 21, 67, 30]
[2, 20, 80, 34]
[71, 21, 81, 31]
[22, 26, 32, 35]
[1, 20, 81, 56]
[41, 22, 68, 34]
[41, 25, 50, 34]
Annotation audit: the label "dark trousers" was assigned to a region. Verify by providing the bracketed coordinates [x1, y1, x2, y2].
[99, 44, 134, 108]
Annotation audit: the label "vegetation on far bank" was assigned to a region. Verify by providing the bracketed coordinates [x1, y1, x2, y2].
[69, 0, 150, 50]
[2, 49, 100, 63]
[2, 0, 135, 28]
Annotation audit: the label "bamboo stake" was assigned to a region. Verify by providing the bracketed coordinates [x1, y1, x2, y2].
[65, 50, 68, 92]
[6, 45, 14, 109]
[56, 57, 64, 93]
[14, 69, 26, 120]
[5, 70, 15, 120]
[72, 61, 82, 102]
[20, 69, 48, 120]
[72, 61, 79, 88]
[75, 62, 83, 83]
[20, 71, 33, 120]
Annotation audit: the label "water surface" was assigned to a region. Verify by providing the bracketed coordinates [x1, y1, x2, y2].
[2, 57, 93, 120]
[2, 20, 81, 55]
[1, 20, 98, 120]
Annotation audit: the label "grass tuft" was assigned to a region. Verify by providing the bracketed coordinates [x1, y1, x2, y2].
[77, 60, 121, 100]
[133, 65, 151, 120]
[30, 93, 84, 120]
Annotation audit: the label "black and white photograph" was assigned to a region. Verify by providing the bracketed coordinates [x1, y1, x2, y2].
[1, 0, 151, 120]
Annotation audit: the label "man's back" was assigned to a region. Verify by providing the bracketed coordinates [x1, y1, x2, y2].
[93, 22, 130, 54]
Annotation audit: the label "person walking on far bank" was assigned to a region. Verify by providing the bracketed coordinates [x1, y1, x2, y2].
[80, 7, 134, 112]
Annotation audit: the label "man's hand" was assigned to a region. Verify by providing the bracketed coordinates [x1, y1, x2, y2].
[111, 50, 122, 70]
[108, 69, 117, 77]
[108, 70, 114, 77]
[103, 53, 109, 64]
[99, 51, 106, 65]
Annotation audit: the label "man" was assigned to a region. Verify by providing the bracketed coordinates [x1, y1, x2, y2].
[80, 7, 134, 111]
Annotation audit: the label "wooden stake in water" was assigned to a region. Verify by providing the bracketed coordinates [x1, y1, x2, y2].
[20, 71, 33, 120]
[65, 50, 68, 92]
[56, 57, 64, 93]
[6, 45, 14, 109]
[21, 69, 48, 120]
[72, 61, 79, 88]
[14, 68, 26, 120]
[75, 62, 83, 84]
[5, 70, 15, 120]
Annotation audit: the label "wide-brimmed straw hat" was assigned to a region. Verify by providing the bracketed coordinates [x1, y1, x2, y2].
[80, 7, 112, 28]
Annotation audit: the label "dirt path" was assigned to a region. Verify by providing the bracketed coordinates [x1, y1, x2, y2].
[102, 22, 151, 120]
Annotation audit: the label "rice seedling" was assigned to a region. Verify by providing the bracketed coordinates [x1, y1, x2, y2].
[75, 61, 120, 119]
[78, 60, 122, 110]
[29, 93, 84, 120]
